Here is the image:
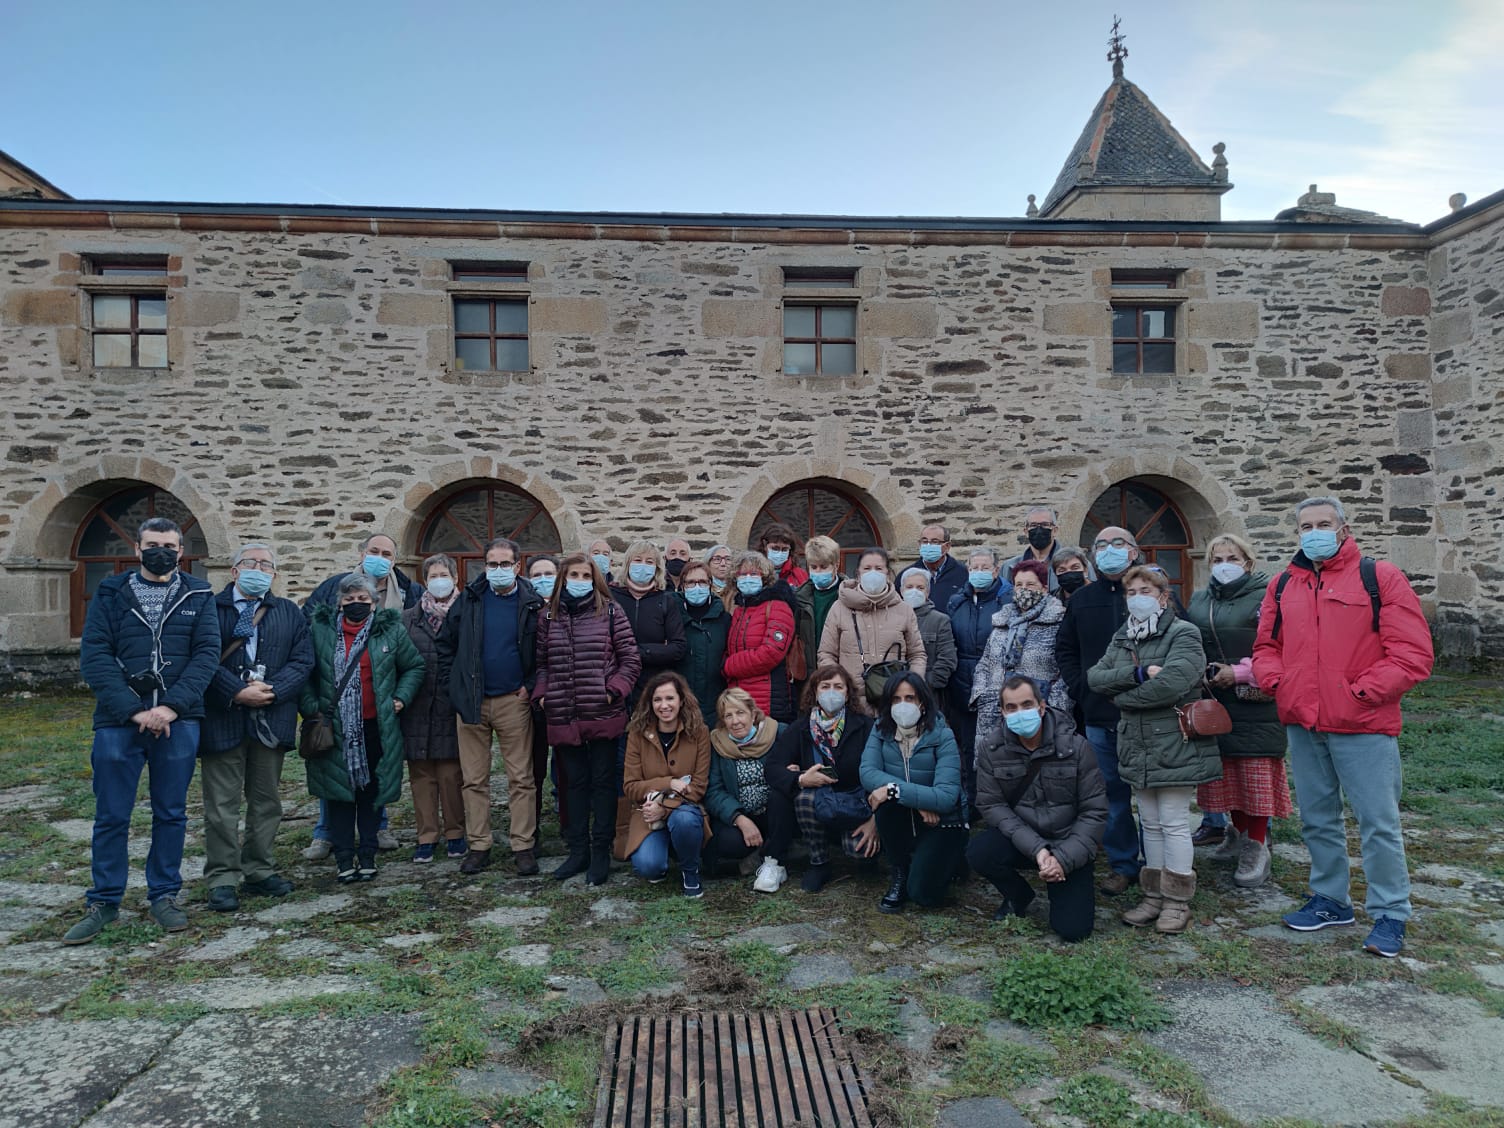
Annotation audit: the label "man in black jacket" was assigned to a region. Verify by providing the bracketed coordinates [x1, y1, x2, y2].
[905, 523, 967, 614]
[437, 537, 545, 876]
[199, 543, 314, 912]
[66, 517, 220, 945]
[967, 676, 1106, 941]
[1055, 525, 1145, 895]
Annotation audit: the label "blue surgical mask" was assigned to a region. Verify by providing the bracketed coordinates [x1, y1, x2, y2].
[362, 554, 392, 579]
[1095, 545, 1131, 575]
[530, 574, 556, 599]
[487, 565, 516, 590]
[816, 689, 847, 715]
[592, 553, 612, 575]
[1300, 529, 1341, 562]
[859, 570, 887, 595]
[684, 584, 711, 606]
[919, 544, 943, 564]
[890, 700, 922, 729]
[236, 568, 272, 597]
[736, 575, 763, 597]
[712, 577, 727, 591]
[628, 562, 656, 586]
[565, 579, 594, 599]
[766, 549, 789, 567]
[1005, 709, 1043, 738]
[968, 569, 994, 591]
[425, 576, 455, 600]
[1210, 562, 1246, 586]
[1126, 594, 1161, 620]
[810, 570, 837, 590]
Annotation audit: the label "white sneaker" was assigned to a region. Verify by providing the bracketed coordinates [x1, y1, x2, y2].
[302, 839, 332, 861]
[753, 858, 787, 894]
[1233, 837, 1271, 888]
[1209, 828, 1242, 864]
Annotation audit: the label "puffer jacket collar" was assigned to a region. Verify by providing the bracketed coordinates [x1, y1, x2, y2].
[837, 577, 900, 612]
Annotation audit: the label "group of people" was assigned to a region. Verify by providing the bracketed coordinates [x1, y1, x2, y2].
[64, 496, 1433, 960]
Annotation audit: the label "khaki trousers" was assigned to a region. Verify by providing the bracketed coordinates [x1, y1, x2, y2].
[455, 693, 536, 852]
[201, 736, 286, 888]
[409, 759, 464, 845]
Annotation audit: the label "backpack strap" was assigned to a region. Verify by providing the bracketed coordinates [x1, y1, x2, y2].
[1270, 572, 1294, 641]
[1360, 556, 1382, 632]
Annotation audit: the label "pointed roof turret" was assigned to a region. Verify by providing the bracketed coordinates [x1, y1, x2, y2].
[1038, 22, 1231, 221]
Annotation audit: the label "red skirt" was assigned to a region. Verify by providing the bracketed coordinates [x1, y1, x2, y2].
[1197, 757, 1294, 819]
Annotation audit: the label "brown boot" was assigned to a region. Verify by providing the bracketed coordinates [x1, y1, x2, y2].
[1156, 870, 1196, 933]
[1120, 867, 1162, 927]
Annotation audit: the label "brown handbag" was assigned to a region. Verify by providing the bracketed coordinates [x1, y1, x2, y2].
[1175, 698, 1233, 741]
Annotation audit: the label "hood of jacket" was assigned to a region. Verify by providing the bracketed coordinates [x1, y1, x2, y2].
[837, 577, 900, 612]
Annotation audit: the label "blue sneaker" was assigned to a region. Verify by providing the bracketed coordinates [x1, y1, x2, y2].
[1283, 893, 1356, 931]
[412, 843, 435, 864]
[1363, 916, 1405, 958]
[682, 870, 703, 899]
[445, 837, 467, 859]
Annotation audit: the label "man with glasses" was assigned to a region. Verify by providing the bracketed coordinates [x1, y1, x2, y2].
[1003, 507, 1064, 593]
[1055, 525, 1146, 896]
[199, 544, 314, 912]
[907, 524, 966, 613]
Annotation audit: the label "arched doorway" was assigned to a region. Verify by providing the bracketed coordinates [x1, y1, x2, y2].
[417, 482, 564, 584]
[1081, 480, 1193, 605]
[70, 485, 209, 636]
[751, 480, 882, 575]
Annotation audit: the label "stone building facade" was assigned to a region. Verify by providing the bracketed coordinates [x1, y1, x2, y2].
[0, 71, 1501, 679]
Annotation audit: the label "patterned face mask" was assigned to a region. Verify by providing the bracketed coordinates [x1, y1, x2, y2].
[1013, 587, 1045, 611]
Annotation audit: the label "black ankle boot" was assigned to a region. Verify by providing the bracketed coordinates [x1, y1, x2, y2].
[586, 845, 611, 886]
[553, 850, 589, 881]
[879, 866, 908, 913]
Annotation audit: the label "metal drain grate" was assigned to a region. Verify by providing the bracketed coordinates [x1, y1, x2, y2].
[594, 1007, 874, 1127]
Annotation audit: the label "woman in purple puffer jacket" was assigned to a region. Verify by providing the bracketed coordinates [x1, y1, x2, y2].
[533, 552, 642, 886]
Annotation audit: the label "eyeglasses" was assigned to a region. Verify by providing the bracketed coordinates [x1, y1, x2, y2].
[1026, 522, 1055, 531]
[1092, 538, 1131, 551]
[237, 560, 277, 573]
[918, 537, 948, 546]
[708, 554, 733, 563]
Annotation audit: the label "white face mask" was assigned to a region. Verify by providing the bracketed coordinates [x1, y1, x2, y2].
[859, 570, 887, 595]
[890, 700, 922, 729]
[1126, 593, 1161, 620]
[1210, 562, 1246, 585]
[901, 588, 925, 609]
[425, 576, 455, 600]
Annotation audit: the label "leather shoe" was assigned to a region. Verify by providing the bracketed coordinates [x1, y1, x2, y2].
[1098, 871, 1137, 896]
[459, 848, 492, 875]
[1191, 824, 1225, 846]
[514, 848, 539, 876]
[207, 885, 240, 913]
[241, 875, 294, 899]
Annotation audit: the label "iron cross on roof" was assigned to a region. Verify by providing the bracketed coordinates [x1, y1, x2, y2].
[1108, 15, 1128, 80]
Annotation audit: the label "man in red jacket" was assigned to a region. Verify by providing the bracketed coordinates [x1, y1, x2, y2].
[1253, 496, 1434, 958]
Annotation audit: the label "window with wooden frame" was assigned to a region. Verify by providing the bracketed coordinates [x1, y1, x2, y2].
[451, 262, 529, 283]
[88, 258, 169, 368]
[1110, 270, 1180, 375]
[783, 304, 857, 376]
[453, 297, 529, 372]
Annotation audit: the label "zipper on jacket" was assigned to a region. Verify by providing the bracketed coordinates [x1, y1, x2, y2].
[128, 583, 203, 708]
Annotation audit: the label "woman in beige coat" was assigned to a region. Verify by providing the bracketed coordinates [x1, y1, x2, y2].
[818, 547, 926, 702]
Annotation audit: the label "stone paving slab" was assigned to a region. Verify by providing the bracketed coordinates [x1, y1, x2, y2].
[0, 1017, 178, 1128]
[544, 974, 607, 1005]
[0, 942, 111, 973]
[455, 1061, 546, 1098]
[381, 931, 441, 949]
[735, 922, 831, 951]
[83, 1013, 422, 1126]
[0, 785, 57, 813]
[1144, 981, 1429, 1124]
[138, 973, 359, 1010]
[938, 1097, 1032, 1128]
[472, 905, 550, 929]
[1296, 981, 1504, 1106]
[500, 943, 551, 967]
[783, 953, 854, 989]
[183, 926, 272, 961]
[252, 893, 351, 923]
[0, 881, 81, 909]
[0, 974, 89, 1016]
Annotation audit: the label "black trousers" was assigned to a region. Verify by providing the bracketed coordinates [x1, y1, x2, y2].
[873, 802, 967, 908]
[327, 719, 382, 865]
[943, 692, 979, 811]
[557, 738, 617, 854]
[967, 827, 1096, 942]
[705, 802, 794, 873]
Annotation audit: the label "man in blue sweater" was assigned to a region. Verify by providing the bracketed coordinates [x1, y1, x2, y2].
[66, 517, 220, 944]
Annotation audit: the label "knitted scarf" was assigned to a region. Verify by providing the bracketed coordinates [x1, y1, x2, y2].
[334, 617, 373, 790]
[711, 716, 778, 761]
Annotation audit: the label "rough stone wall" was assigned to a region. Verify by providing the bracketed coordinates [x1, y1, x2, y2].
[1429, 217, 1504, 656]
[0, 210, 1496, 670]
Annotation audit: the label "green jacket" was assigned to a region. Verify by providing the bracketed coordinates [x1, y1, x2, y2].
[299, 605, 425, 806]
[1185, 573, 1285, 759]
[1086, 607, 1221, 790]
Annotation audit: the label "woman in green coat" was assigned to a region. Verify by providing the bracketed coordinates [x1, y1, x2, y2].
[300, 574, 424, 883]
[1087, 565, 1219, 934]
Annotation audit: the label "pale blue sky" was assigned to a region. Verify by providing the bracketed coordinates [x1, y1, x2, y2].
[4, 0, 1498, 224]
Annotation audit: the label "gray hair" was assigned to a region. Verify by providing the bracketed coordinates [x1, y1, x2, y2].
[1052, 545, 1097, 580]
[1295, 496, 1347, 524]
[965, 546, 1001, 568]
[337, 573, 379, 601]
[899, 567, 931, 590]
[137, 516, 181, 542]
[1024, 505, 1058, 523]
[232, 542, 276, 568]
[705, 544, 732, 562]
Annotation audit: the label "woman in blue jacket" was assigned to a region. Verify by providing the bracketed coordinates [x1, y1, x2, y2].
[860, 672, 967, 914]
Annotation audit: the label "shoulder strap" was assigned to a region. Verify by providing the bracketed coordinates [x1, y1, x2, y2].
[330, 636, 368, 706]
[850, 612, 866, 663]
[1270, 572, 1294, 641]
[1206, 597, 1229, 665]
[1004, 755, 1047, 808]
[1360, 557, 1382, 632]
[220, 602, 270, 663]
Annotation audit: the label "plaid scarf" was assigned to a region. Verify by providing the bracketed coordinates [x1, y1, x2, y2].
[334, 618, 373, 790]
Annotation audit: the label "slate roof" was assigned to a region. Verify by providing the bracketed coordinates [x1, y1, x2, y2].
[1040, 78, 1220, 215]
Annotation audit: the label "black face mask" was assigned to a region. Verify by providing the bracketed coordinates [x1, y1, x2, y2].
[1027, 527, 1054, 550]
[1056, 571, 1088, 594]
[140, 546, 179, 576]
[343, 602, 373, 623]
[665, 558, 687, 578]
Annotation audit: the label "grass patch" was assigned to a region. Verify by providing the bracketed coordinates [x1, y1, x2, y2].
[1053, 1073, 1211, 1127]
[993, 948, 1169, 1031]
[770, 975, 904, 1036]
[485, 1081, 581, 1128]
[1281, 999, 1369, 1051]
[371, 1064, 479, 1128]
[949, 1036, 1054, 1095]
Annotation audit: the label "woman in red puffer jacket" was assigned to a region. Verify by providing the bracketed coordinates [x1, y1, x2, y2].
[724, 552, 797, 723]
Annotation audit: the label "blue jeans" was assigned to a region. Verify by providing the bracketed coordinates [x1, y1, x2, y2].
[1286, 727, 1411, 921]
[629, 803, 704, 880]
[87, 722, 199, 906]
[315, 799, 387, 841]
[1085, 725, 1142, 877]
[1198, 811, 1228, 829]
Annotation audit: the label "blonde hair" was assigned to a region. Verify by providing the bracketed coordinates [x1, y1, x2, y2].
[1122, 564, 1170, 594]
[622, 540, 665, 590]
[804, 535, 841, 569]
[715, 687, 766, 727]
[1206, 532, 1258, 568]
